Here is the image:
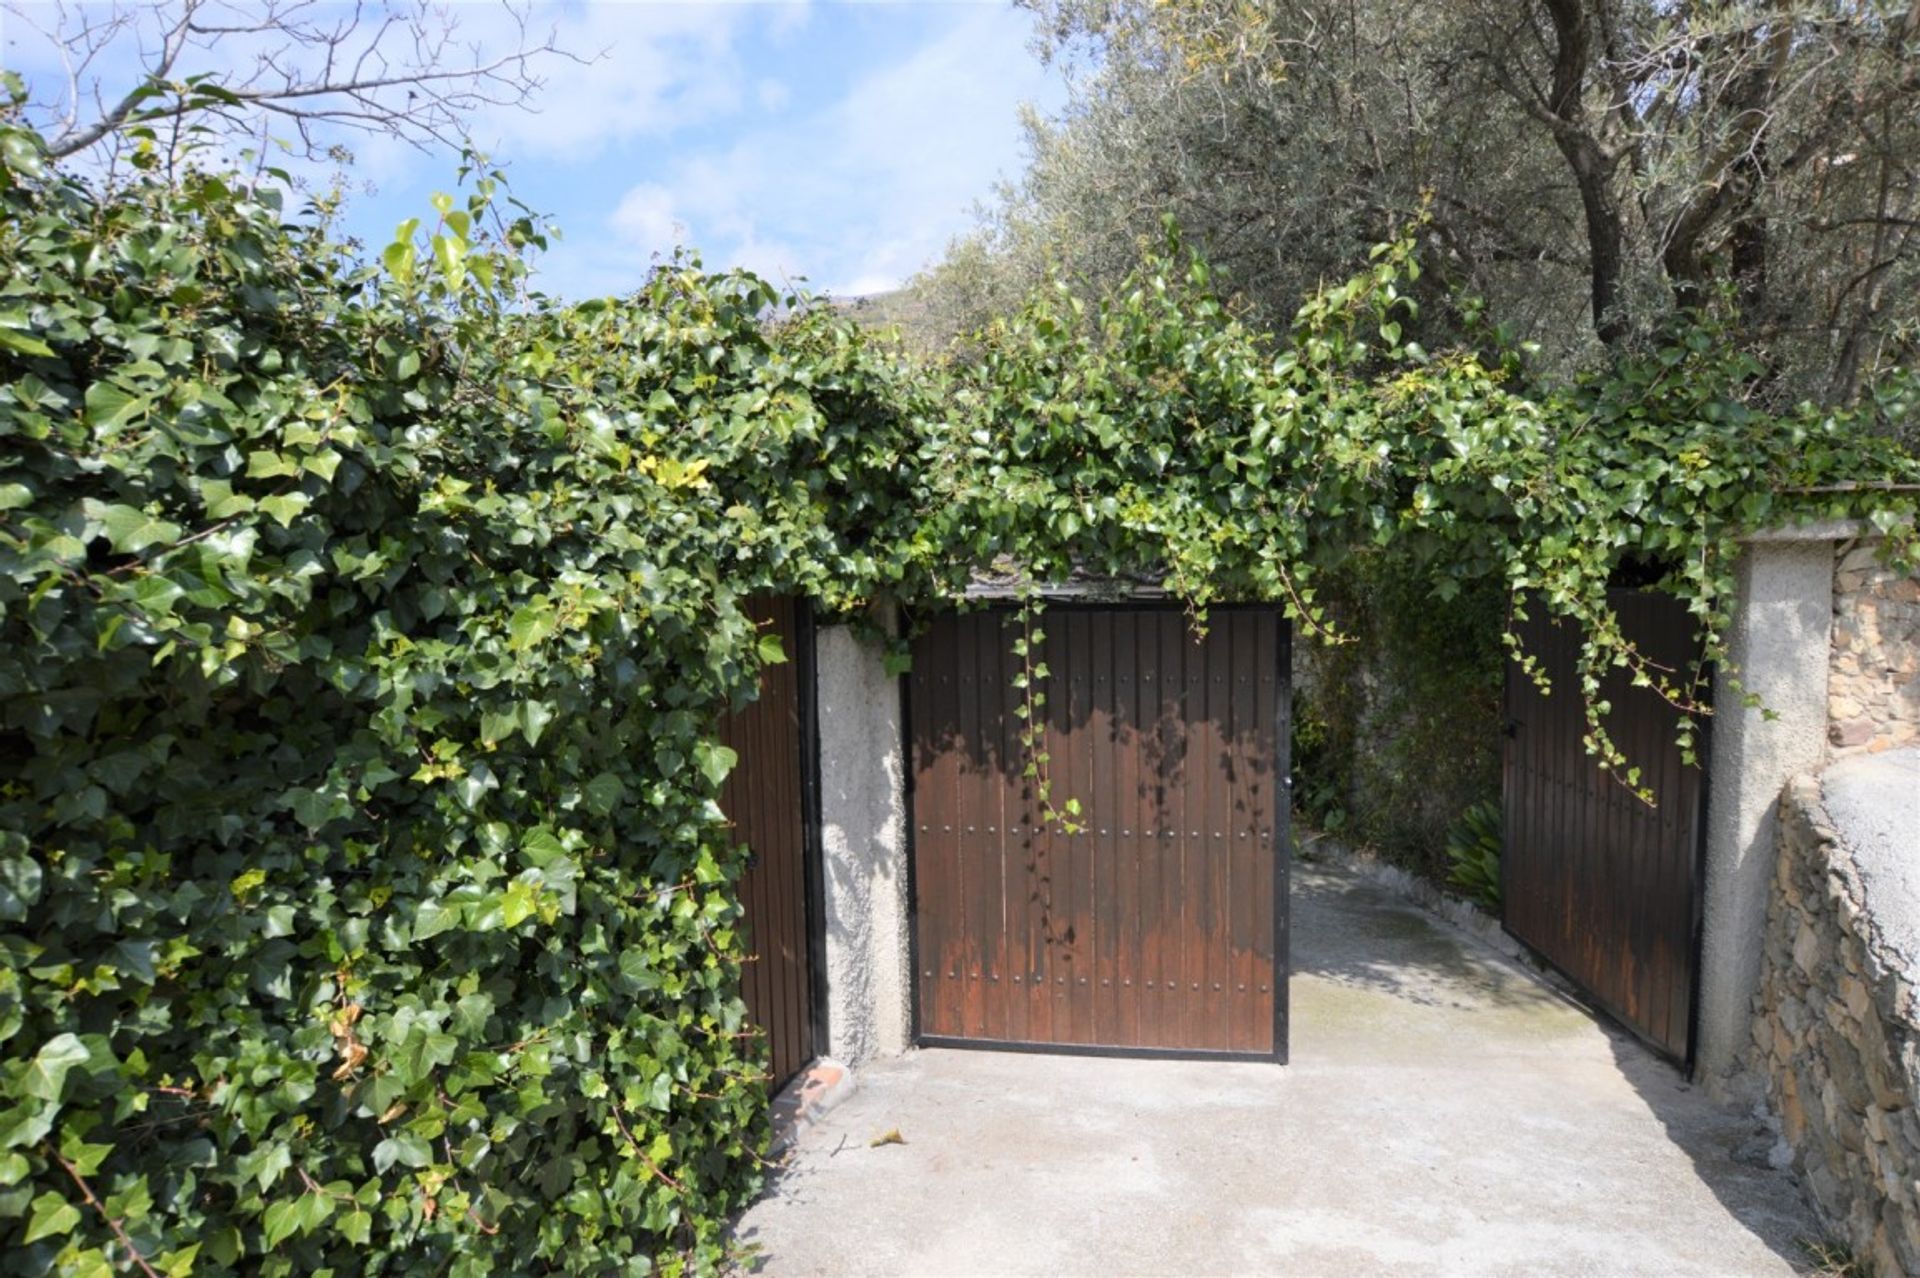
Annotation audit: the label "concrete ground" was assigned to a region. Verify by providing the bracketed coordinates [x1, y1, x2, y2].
[733, 861, 1820, 1276]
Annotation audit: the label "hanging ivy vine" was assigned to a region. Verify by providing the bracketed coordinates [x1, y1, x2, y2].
[928, 224, 1919, 798]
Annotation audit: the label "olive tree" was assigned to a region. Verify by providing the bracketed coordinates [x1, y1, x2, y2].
[916, 0, 1920, 407]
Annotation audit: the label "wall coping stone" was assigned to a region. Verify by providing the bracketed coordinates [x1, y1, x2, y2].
[1821, 749, 1920, 980]
[1743, 519, 1877, 543]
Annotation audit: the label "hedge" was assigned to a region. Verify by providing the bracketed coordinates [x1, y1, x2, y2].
[0, 110, 938, 1274]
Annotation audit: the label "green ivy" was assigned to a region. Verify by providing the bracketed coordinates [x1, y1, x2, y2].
[930, 223, 1919, 795]
[0, 104, 938, 1273]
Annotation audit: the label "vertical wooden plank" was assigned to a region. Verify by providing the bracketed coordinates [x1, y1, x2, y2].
[755, 605, 786, 1082]
[996, 611, 1032, 1046]
[1167, 614, 1198, 1043]
[1059, 610, 1089, 1042]
[1041, 612, 1069, 1038]
[1091, 612, 1120, 1042]
[1228, 611, 1258, 1052]
[773, 598, 803, 1082]
[954, 614, 985, 1039]
[1625, 594, 1657, 1039]
[1114, 613, 1142, 1046]
[1199, 618, 1231, 1049]
[988, 608, 1013, 1042]
[921, 615, 960, 1039]
[1027, 611, 1057, 1044]
[1256, 610, 1280, 1054]
[1137, 613, 1168, 1048]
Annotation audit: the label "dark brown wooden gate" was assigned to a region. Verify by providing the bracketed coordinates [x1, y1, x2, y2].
[718, 596, 819, 1090]
[1502, 589, 1707, 1065]
[909, 605, 1288, 1061]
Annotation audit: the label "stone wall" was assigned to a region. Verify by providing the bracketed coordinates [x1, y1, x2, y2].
[1828, 541, 1920, 757]
[1752, 769, 1920, 1276]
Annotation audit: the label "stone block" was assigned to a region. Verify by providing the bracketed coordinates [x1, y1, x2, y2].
[1871, 1223, 1898, 1278]
[1841, 545, 1881, 573]
[1796, 919, 1824, 971]
[1781, 1071, 1808, 1145]
[1830, 717, 1877, 748]
[1842, 973, 1874, 1023]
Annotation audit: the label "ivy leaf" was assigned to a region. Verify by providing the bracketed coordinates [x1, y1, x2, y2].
[0, 327, 53, 358]
[582, 772, 625, 815]
[22, 1191, 81, 1243]
[258, 492, 310, 527]
[500, 881, 537, 928]
[508, 603, 555, 651]
[413, 899, 458, 940]
[340, 1208, 373, 1246]
[517, 700, 555, 744]
[24, 1033, 90, 1100]
[260, 1198, 302, 1248]
[373, 1130, 432, 1172]
[694, 742, 737, 789]
[0, 853, 43, 922]
[84, 383, 147, 430]
[89, 502, 181, 554]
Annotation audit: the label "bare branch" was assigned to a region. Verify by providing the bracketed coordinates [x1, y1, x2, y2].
[9, 0, 592, 166]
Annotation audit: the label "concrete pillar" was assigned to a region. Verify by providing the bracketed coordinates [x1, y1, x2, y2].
[814, 612, 911, 1066]
[1697, 532, 1836, 1093]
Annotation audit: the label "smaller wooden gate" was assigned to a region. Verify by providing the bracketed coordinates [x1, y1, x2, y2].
[718, 596, 820, 1090]
[909, 605, 1289, 1061]
[1502, 589, 1707, 1065]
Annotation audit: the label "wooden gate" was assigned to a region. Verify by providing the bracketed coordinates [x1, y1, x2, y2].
[1502, 589, 1707, 1065]
[718, 596, 819, 1090]
[909, 605, 1289, 1061]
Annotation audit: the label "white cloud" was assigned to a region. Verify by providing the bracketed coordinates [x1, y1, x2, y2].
[585, 2, 1058, 299]
[609, 183, 686, 255]
[460, 1, 786, 161]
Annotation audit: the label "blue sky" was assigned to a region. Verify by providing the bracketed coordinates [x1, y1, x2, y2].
[4, 1, 1065, 299]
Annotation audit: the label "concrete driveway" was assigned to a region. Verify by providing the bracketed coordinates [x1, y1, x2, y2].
[733, 860, 1819, 1276]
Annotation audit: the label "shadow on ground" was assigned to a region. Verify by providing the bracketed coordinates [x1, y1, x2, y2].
[1290, 860, 1816, 1272]
[732, 859, 1818, 1276]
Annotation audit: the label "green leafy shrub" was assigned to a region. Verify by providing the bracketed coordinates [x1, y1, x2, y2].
[1445, 801, 1504, 911]
[1288, 692, 1349, 834]
[0, 110, 937, 1273]
[1289, 553, 1505, 877]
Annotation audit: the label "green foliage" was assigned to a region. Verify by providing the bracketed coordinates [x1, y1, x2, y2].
[1287, 693, 1349, 835]
[1292, 554, 1506, 876]
[1445, 801, 1504, 912]
[2, 88, 1917, 1276]
[0, 110, 934, 1272]
[932, 222, 1918, 801]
